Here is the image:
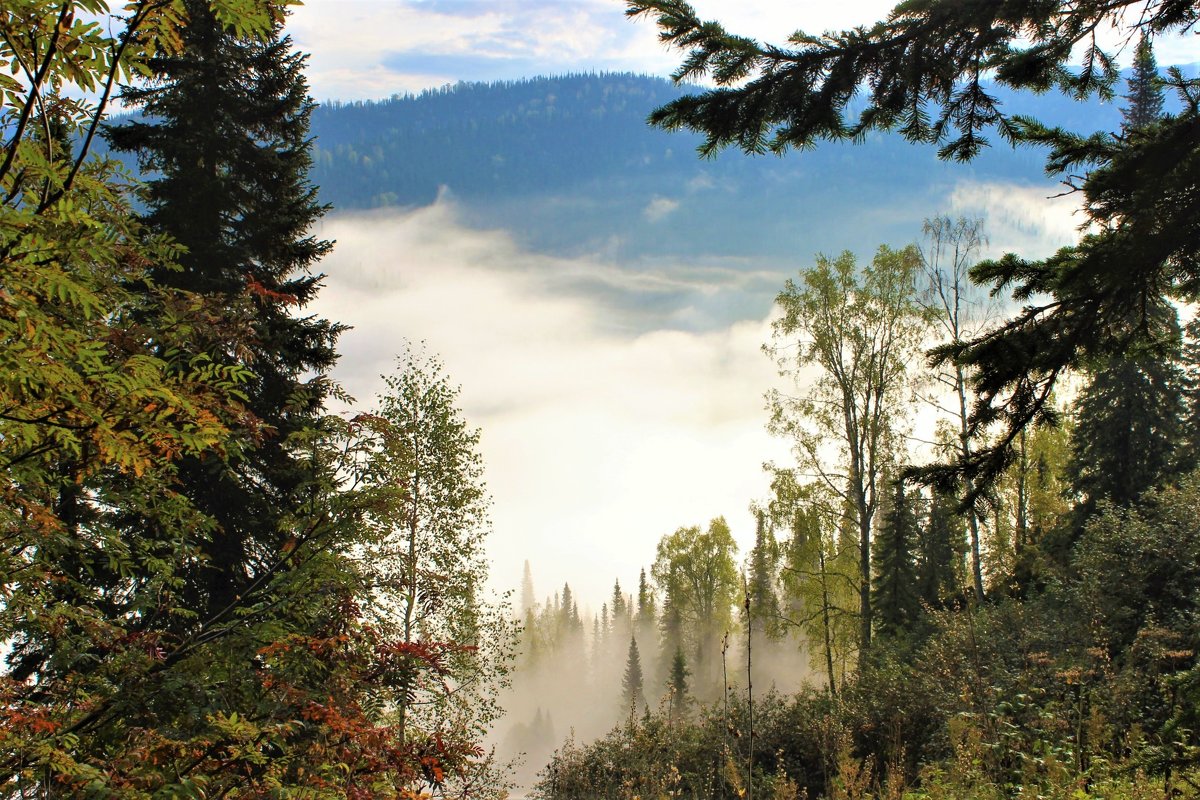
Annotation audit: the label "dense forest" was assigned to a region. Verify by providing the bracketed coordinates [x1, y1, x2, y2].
[306, 73, 1131, 211]
[4, 0, 1200, 799]
[301, 74, 1122, 261]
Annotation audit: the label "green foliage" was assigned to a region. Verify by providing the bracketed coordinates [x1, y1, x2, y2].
[536, 691, 835, 800]
[651, 517, 740, 698]
[622, 636, 646, 715]
[355, 345, 517, 795]
[767, 245, 927, 655]
[768, 469, 859, 694]
[357, 347, 513, 753]
[870, 482, 922, 640]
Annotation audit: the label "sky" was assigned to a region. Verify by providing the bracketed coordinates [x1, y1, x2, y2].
[287, 1, 889, 100]
[288, 1, 1196, 608]
[287, 0, 1199, 102]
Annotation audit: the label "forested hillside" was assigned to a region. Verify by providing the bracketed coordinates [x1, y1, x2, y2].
[308, 73, 1126, 211]
[304, 74, 1123, 261]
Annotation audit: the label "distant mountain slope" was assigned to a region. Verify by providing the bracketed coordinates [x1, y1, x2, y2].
[311, 73, 705, 207]
[306, 72, 1138, 261]
[308, 72, 1127, 209]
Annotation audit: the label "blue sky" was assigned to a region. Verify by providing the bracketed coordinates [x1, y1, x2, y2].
[283, 1, 903, 100]
[287, 0, 1199, 102]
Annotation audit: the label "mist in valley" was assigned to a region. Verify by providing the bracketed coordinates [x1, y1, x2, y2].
[305, 183, 1083, 789]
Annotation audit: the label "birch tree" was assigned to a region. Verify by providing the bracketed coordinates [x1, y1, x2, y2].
[363, 345, 515, 792]
[918, 216, 990, 602]
[766, 246, 927, 656]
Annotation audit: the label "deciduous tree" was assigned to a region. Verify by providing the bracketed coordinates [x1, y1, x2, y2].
[360, 346, 515, 781]
[652, 517, 740, 697]
[919, 216, 990, 601]
[766, 246, 927, 656]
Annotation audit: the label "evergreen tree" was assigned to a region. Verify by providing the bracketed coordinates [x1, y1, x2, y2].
[871, 481, 922, 638]
[636, 567, 657, 633]
[611, 578, 631, 638]
[1068, 340, 1186, 512]
[1121, 34, 1164, 132]
[521, 560, 537, 614]
[1062, 42, 1184, 516]
[1181, 319, 1200, 472]
[104, 0, 339, 615]
[622, 635, 646, 715]
[666, 645, 690, 722]
[745, 511, 781, 641]
[916, 488, 965, 609]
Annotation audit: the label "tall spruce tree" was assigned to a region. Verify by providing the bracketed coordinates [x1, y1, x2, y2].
[667, 645, 690, 722]
[1068, 339, 1186, 512]
[916, 489, 966, 609]
[105, 1, 338, 615]
[1122, 34, 1165, 132]
[1066, 55, 1184, 515]
[621, 635, 646, 715]
[1182, 319, 1200, 473]
[521, 560, 537, 614]
[636, 566, 657, 634]
[871, 482, 922, 639]
[745, 511, 781, 641]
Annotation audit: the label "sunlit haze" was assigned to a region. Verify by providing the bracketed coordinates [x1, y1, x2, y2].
[289, 1, 1193, 607]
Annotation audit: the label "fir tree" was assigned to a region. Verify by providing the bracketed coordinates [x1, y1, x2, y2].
[104, 0, 339, 615]
[667, 645, 690, 722]
[871, 481, 922, 638]
[621, 635, 645, 715]
[916, 489, 965, 609]
[745, 510, 781, 641]
[521, 560, 536, 614]
[1121, 34, 1164, 132]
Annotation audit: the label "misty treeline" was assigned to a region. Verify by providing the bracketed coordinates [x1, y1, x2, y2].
[1, 2, 513, 797]
[533, 3, 1200, 798]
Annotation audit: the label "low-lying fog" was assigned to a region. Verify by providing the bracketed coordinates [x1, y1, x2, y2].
[309, 182, 1080, 787]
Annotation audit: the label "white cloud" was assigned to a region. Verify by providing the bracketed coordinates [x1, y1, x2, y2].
[642, 195, 680, 222]
[288, 1, 1199, 102]
[311, 201, 790, 605]
[948, 180, 1086, 259]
